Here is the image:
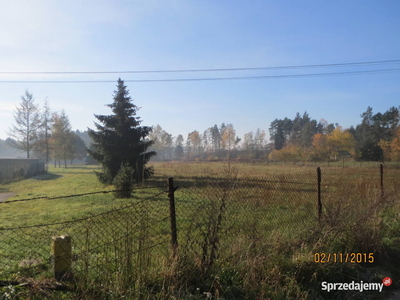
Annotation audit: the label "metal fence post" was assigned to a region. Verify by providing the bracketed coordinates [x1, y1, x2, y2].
[168, 177, 178, 257]
[380, 163, 384, 198]
[317, 167, 322, 222]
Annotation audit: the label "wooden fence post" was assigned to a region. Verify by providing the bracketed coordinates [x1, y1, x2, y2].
[51, 235, 72, 280]
[168, 177, 178, 257]
[380, 163, 384, 198]
[317, 167, 322, 222]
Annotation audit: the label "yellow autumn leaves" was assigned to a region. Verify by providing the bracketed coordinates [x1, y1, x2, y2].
[379, 127, 400, 161]
[269, 127, 356, 162]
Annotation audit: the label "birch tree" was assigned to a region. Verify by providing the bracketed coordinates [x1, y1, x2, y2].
[243, 131, 254, 150]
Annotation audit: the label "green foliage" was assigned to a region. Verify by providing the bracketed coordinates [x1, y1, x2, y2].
[74, 129, 92, 147]
[354, 106, 399, 161]
[69, 133, 87, 162]
[269, 113, 323, 151]
[173, 144, 184, 161]
[0, 284, 24, 300]
[360, 139, 383, 161]
[87, 78, 156, 185]
[269, 118, 285, 150]
[85, 144, 100, 165]
[112, 162, 134, 198]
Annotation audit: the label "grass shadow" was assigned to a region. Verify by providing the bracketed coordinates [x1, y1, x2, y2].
[56, 166, 102, 170]
[49, 171, 94, 175]
[32, 172, 63, 181]
[50, 165, 101, 169]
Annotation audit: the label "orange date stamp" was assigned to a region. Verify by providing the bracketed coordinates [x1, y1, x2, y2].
[314, 253, 374, 263]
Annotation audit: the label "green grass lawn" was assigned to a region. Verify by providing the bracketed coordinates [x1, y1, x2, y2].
[1, 165, 106, 198]
[0, 165, 165, 228]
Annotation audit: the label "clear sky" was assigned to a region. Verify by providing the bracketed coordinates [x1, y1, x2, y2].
[1, 0, 399, 142]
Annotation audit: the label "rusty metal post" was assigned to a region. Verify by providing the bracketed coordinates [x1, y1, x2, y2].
[317, 167, 322, 222]
[168, 177, 178, 257]
[380, 163, 384, 198]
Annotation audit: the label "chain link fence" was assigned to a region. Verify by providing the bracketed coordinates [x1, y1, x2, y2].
[320, 164, 400, 219]
[0, 164, 399, 298]
[0, 187, 170, 296]
[172, 170, 318, 277]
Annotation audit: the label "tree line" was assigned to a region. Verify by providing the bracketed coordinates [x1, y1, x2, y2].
[6, 91, 87, 167]
[4, 80, 400, 197]
[268, 107, 400, 162]
[148, 107, 400, 163]
[148, 123, 246, 161]
[5, 89, 400, 166]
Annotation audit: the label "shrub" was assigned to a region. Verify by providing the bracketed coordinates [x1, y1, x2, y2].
[113, 163, 134, 198]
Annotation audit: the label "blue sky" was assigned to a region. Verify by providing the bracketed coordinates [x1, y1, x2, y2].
[0, 0, 399, 142]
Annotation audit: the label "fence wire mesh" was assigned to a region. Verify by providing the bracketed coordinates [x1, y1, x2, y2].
[1, 164, 399, 297]
[173, 170, 318, 274]
[0, 187, 170, 294]
[321, 165, 400, 217]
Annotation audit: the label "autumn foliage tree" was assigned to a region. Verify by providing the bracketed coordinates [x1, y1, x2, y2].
[51, 110, 73, 168]
[7, 90, 42, 158]
[221, 124, 241, 158]
[311, 127, 355, 161]
[186, 130, 202, 159]
[268, 145, 303, 163]
[312, 133, 330, 161]
[328, 127, 355, 158]
[353, 106, 399, 161]
[391, 128, 400, 161]
[379, 126, 400, 161]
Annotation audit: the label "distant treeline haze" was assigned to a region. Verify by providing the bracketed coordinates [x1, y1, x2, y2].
[147, 106, 400, 162]
[1, 104, 399, 163]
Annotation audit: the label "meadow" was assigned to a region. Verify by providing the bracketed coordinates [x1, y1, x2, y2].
[0, 161, 399, 299]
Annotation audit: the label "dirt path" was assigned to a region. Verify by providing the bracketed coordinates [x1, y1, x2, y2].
[0, 193, 16, 202]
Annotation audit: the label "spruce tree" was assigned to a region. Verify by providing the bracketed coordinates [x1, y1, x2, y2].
[87, 78, 156, 184]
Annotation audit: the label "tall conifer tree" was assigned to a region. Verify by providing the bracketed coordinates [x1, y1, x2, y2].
[87, 79, 156, 184]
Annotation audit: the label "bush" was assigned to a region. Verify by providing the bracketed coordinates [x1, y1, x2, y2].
[113, 163, 134, 198]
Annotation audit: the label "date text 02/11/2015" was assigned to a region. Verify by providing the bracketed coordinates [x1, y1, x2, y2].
[314, 253, 374, 263]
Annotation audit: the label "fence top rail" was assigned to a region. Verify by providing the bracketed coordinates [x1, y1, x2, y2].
[0, 185, 166, 205]
[0, 190, 167, 231]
